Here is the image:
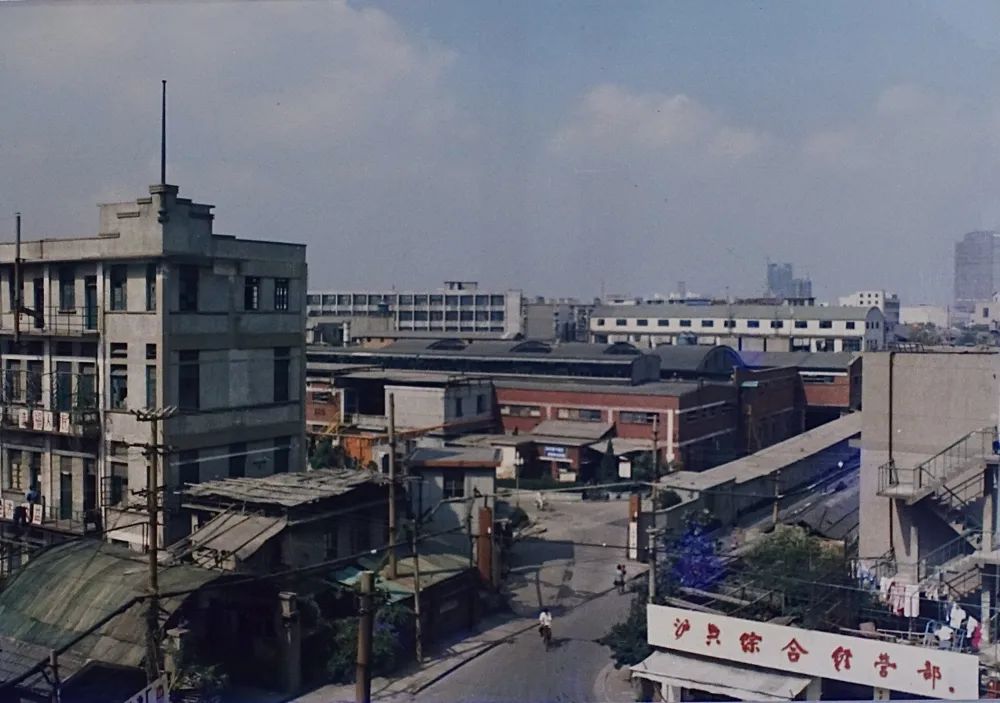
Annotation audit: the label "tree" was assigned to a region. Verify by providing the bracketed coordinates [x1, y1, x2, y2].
[598, 593, 652, 668]
[309, 438, 333, 469]
[325, 601, 412, 683]
[658, 512, 725, 597]
[599, 439, 617, 482]
[741, 527, 857, 629]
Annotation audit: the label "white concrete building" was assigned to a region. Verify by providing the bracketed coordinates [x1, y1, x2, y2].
[900, 304, 951, 328]
[839, 290, 900, 326]
[306, 281, 523, 342]
[589, 304, 886, 353]
[0, 182, 307, 554]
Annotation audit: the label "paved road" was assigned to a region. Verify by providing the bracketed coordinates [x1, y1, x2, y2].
[417, 583, 636, 703]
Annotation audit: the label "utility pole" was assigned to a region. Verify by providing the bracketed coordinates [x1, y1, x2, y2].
[131, 406, 177, 682]
[387, 393, 397, 579]
[652, 413, 660, 482]
[772, 467, 781, 527]
[647, 526, 658, 603]
[411, 521, 423, 663]
[13, 212, 24, 343]
[355, 570, 375, 703]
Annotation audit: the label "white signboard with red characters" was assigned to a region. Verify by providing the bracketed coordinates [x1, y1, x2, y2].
[647, 605, 979, 700]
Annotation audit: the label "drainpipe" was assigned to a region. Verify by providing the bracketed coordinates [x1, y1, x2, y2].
[888, 351, 895, 559]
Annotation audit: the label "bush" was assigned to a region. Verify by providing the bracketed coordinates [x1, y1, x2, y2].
[325, 603, 412, 683]
[599, 593, 652, 668]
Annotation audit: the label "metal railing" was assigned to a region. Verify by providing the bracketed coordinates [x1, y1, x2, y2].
[878, 426, 997, 496]
[917, 531, 981, 583]
[0, 305, 100, 335]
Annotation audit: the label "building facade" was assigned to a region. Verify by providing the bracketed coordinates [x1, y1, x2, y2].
[838, 290, 900, 327]
[306, 281, 524, 342]
[590, 304, 886, 353]
[954, 231, 1000, 313]
[0, 183, 307, 553]
[522, 298, 593, 342]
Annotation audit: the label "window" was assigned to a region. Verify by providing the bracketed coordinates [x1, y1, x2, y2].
[679, 319, 692, 327]
[4, 360, 22, 402]
[701, 320, 714, 328]
[145, 365, 157, 408]
[846, 321, 856, 330]
[723, 320, 736, 328]
[819, 320, 833, 329]
[490, 295, 505, 306]
[274, 278, 290, 311]
[657, 319, 669, 327]
[637, 319, 649, 327]
[78, 364, 96, 408]
[770, 320, 784, 329]
[794, 320, 808, 329]
[229, 442, 246, 478]
[110, 461, 128, 505]
[179, 450, 199, 486]
[244, 277, 260, 311]
[619, 411, 656, 425]
[145, 263, 157, 311]
[500, 404, 541, 417]
[414, 294, 428, 305]
[556, 407, 603, 421]
[178, 350, 200, 410]
[54, 361, 72, 411]
[110, 342, 127, 358]
[843, 338, 862, 352]
[596, 318, 605, 327]
[615, 319, 627, 326]
[109, 265, 127, 311]
[274, 347, 290, 402]
[58, 266, 75, 311]
[430, 294, 443, 305]
[273, 437, 291, 474]
[802, 374, 836, 384]
[110, 365, 128, 409]
[747, 320, 760, 328]
[146, 343, 157, 360]
[443, 473, 465, 499]
[476, 394, 486, 414]
[460, 295, 473, 306]
[26, 361, 42, 404]
[454, 397, 464, 417]
[178, 265, 199, 311]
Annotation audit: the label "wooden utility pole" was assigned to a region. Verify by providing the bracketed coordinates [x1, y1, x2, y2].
[652, 413, 660, 481]
[772, 467, 781, 527]
[355, 571, 375, 703]
[411, 522, 423, 663]
[131, 406, 176, 682]
[647, 525, 658, 603]
[387, 394, 397, 578]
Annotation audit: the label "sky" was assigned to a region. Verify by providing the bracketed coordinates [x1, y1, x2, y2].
[3, 2, 1000, 304]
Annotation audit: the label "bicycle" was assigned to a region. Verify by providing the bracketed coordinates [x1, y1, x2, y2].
[539, 624, 552, 650]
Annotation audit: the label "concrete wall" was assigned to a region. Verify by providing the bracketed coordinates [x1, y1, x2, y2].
[859, 351, 999, 568]
[413, 467, 495, 537]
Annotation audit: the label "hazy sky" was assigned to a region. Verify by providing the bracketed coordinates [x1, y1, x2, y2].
[3, 1, 1000, 303]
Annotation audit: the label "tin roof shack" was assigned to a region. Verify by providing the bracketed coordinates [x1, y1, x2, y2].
[179, 469, 394, 573]
[0, 540, 226, 702]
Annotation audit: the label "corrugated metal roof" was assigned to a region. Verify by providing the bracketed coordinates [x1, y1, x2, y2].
[408, 446, 502, 467]
[336, 339, 645, 361]
[189, 513, 287, 568]
[652, 344, 743, 372]
[185, 468, 387, 508]
[593, 303, 876, 321]
[0, 541, 221, 685]
[740, 350, 859, 371]
[493, 377, 701, 396]
[333, 537, 471, 597]
[531, 420, 614, 440]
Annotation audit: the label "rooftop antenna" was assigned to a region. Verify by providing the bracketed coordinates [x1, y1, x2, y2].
[160, 79, 167, 185]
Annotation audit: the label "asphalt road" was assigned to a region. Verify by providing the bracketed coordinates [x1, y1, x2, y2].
[416, 583, 636, 703]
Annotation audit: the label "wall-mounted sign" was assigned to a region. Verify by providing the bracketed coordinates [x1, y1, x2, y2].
[647, 605, 978, 700]
[541, 445, 569, 461]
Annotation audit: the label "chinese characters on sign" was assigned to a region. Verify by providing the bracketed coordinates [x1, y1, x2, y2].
[646, 605, 978, 700]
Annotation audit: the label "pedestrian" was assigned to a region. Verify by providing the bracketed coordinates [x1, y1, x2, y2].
[615, 564, 627, 594]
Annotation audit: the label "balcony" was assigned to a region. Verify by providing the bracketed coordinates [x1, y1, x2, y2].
[0, 305, 100, 337]
[0, 406, 100, 438]
[877, 426, 997, 502]
[0, 498, 101, 536]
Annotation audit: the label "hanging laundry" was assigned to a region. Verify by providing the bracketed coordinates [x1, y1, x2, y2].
[903, 585, 920, 618]
[936, 624, 954, 645]
[949, 604, 967, 630]
[890, 584, 907, 615]
[879, 577, 893, 604]
[972, 623, 983, 651]
[967, 616, 979, 638]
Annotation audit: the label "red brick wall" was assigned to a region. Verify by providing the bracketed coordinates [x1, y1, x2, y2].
[802, 376, 851, 408]
[306, 384, 341, 433]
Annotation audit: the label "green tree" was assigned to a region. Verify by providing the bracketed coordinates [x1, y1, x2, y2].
[599, 593, 652, 668]
[325, 602, 412, 683]
[741, 527, 856, 629]
[309, 438, 334, 469]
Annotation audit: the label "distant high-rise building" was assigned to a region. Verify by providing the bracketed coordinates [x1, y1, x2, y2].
[954, 231, 1000, 312]
[766, 262, 793, 298]
[767, 262, 812, 301]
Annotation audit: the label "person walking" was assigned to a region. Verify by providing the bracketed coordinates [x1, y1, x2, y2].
[615, 564, 627, 594]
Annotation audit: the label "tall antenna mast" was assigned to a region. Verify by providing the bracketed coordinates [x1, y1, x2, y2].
[160, 79, 167, 185]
